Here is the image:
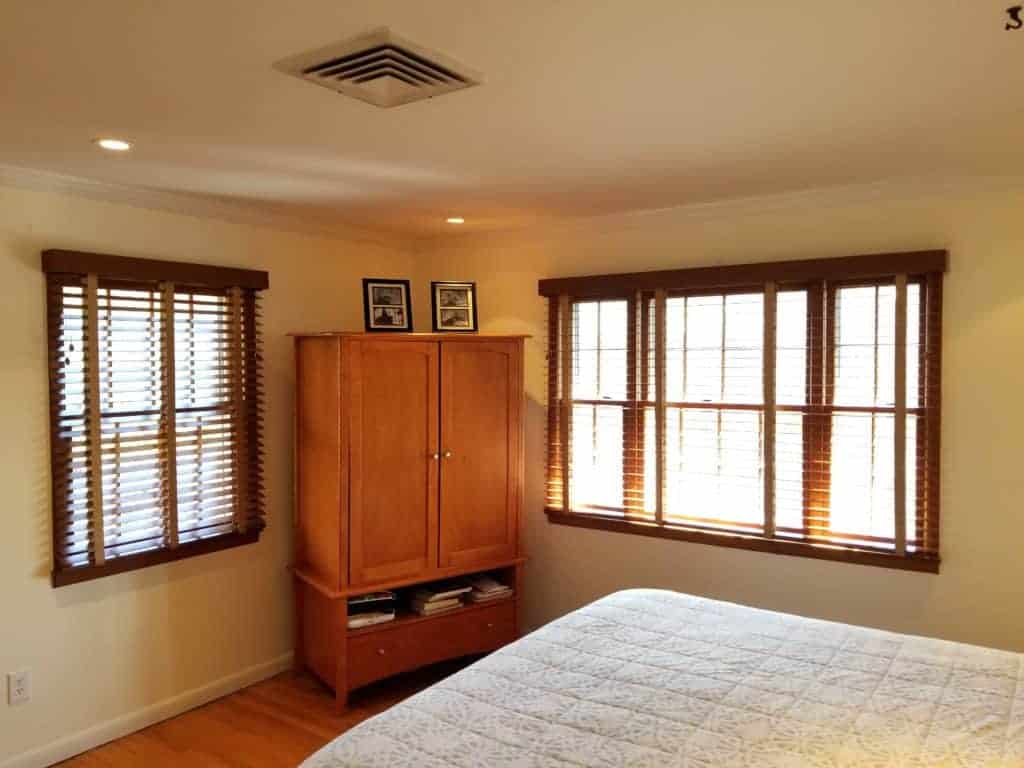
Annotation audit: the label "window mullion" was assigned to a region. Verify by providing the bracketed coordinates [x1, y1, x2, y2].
[654, 289, 667, 525]
[822, 284, 836, 535]
[229, 286, 249, 534]
[559, 294, 573, 514]
[894, 274, 908, 555]
[804, 282, 831, 538]
[679, 298, 687, 506]
[923, 273, 943, 557]
[84, 273, 105, 566]
[622, 292, 641, 514]
[161, 282, 179, 548]
[870, 287, 879, 516]
[716, 298, 725, 508]
[639, 293, 652, 514]
[590, 300, 599, 484]
[763, 282, 777, 538]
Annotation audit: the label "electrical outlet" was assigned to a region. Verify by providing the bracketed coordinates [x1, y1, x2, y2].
[7, 670, 30, 706]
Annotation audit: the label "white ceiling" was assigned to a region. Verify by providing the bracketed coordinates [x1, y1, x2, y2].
[2, 0, 1022, 237]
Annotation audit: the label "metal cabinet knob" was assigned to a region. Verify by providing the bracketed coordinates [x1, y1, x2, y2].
[431, 452, 440, 460]
[377, 648, 386, 656]
[486, 622, 495, 629]
[442, 450, 453, 459]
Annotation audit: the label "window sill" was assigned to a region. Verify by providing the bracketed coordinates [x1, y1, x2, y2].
[51, 525, 264, 587]
[545, 509, 939, 574]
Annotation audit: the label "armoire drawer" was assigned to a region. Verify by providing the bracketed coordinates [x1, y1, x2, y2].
[347, 601, 516, 691]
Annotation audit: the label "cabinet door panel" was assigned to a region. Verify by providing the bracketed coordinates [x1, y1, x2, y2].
[349, 340, 439, 585]
[439, 340, 521, 567]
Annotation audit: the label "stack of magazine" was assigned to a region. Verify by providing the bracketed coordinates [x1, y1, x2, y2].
[410, 579, 472, 616]
[347, 591, 396, 629]
[467, 575, 513, 604]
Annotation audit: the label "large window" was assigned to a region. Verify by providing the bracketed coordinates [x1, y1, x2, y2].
[44, 250, 267, 586]
[543, 251, 944, 571]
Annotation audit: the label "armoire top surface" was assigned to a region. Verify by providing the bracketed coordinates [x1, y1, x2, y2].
[289, 331, 530, 340]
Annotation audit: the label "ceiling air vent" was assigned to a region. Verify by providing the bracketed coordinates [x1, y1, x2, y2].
[275, 28, 481, 108]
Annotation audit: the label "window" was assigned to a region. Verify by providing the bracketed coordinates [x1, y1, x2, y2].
[542, 251, 944, 571]
[43, 250, 267, 586]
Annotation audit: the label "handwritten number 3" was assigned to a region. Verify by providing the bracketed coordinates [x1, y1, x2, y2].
[1008, 5, 1024, 30]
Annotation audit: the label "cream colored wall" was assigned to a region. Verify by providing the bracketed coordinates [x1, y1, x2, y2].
[4, 177, 1023, 764]
[0, 185, 414, 766]
[414, 181, 1024, 653]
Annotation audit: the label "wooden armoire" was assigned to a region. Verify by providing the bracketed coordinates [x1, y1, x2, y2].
[291, 333, 526, 707]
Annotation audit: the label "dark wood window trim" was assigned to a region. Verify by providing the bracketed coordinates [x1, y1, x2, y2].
[542, 250, 946, 573]
[51, 527, 264, 587]
[43, 249, 270, 290]
[44, 250, 268, 587]
[544, 509, 939, 573]
[538, 250, 947, 298]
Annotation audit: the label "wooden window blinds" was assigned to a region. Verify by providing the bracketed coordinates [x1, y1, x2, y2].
[541, 250, 945, 572]
[43, 250, 268, 586]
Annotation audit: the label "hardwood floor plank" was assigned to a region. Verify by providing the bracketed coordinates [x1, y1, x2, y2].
[56, 659, 473, 768]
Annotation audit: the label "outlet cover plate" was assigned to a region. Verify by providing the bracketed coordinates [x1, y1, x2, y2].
[7, 670, 30, 706]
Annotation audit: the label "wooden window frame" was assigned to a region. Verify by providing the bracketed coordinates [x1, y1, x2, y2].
[43, 250, 268, 587]
[541, 250, 945, 573]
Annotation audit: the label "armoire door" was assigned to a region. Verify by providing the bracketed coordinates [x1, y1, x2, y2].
[439, 340, 521, 568]
[348, 340, 439, 585]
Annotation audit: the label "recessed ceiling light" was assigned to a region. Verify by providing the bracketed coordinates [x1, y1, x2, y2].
[94, 138, 132, 152]
[446, 217, 465, 224]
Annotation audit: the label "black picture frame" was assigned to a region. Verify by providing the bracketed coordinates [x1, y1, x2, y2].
[362, 278, 413, 332]
[431, 281, 478, 333]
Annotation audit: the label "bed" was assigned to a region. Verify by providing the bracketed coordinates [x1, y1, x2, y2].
[302, 589, 1024, 767]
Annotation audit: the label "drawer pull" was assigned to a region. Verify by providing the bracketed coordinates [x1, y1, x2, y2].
[377, 648, 386, 656]
[486, 622, 495, 629]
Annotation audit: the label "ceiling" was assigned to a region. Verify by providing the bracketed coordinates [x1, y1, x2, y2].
[1, 1, 1022, 237]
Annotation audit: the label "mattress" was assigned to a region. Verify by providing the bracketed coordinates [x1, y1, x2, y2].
[302, 589, 1024, 767]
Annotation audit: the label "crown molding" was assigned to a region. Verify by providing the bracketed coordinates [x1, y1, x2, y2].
[0, 163, 412, 251]
[6, 163, 1023, 252]
[413, 174, 1024, 247]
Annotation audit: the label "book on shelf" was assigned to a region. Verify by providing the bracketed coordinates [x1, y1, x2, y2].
[411, 596, 463, 615]
[466, 589, 512, 603]
[349, 590, 396, 605]
[348, 590, 396, 616]
[467, 575, 513, 603]
[468, 575, 508, 593]
[410, 579, 472, 604]
[347, 611, 396, 629]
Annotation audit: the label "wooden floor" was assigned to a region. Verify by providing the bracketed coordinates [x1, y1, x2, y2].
[57, 660, 473, 767]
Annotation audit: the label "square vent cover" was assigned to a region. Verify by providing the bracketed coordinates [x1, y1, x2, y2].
[275, 27, 481, 108]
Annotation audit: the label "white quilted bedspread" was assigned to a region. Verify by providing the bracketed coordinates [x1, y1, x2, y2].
[302, 589, 1024, 767]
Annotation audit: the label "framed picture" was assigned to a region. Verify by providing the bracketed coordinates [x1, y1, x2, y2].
[363, 278, 413, 332]
[431, 281, 478, 332]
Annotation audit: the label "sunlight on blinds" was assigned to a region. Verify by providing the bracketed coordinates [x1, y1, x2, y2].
[570, 300, 628, 512]
[543, 253, 943, 568]
[53, 282, 92, 567]
[54, 283, 171, 566]
[829, 284, 920, 547]
[174, 290, 238, 542]
[98, 286, 169, 559]
[48, 264, 265, 583]
[775, 290, 808, 535]
[664, 293, 764, 530]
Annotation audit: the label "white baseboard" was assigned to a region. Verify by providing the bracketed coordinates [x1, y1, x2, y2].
[0, 653, 293, 768]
